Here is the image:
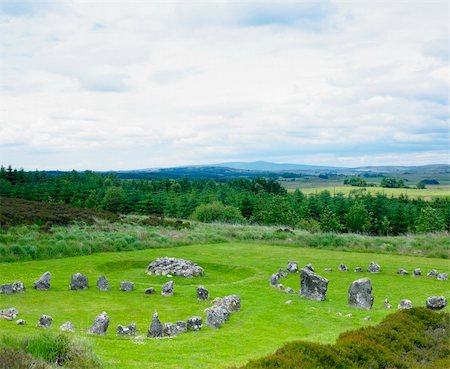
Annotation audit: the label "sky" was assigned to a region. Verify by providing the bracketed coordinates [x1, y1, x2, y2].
[0, 0, 448, 170]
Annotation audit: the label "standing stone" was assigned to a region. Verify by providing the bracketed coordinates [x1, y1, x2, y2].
[12, 282, 25, 293]
[0, 284, 13, 294]
[305, 263, 315, 272]
[278, 268, 287, 278]
[427, 269, 438, 277]
[354, 267, 363, 272]
[37, 315, 52, 328]
[339, 264, 348, 272]
[186, 316, 202, 331]
[117, 323, 136, 336]
[398, 299, 413, 309]
[206, 305, 230, 328]
[397, 269, 408, 276]
[413, 268, 421, 277]
[348, 278, 374, 309]
[34, 272, 51, 290]
[270, 273, 279, 287]
[148, 312, 163, 337]
[120, 282, 134, 291]
[163, 322, 180, 337]
[437, 273, 448, 281]
[89, 312, 109, 335]
[70, 273, 89, 290]
[97, 276, 110, 291]
[161, 281, 174, 296]
[176, 321, 187, 333]
[197, 286, 209, 301]
[299, 267, 328, 301]
[287, 261, 298, 273]
[367, 262, 381, 273]
[426, 296, 447, 310]
[60, 321, 75, 332]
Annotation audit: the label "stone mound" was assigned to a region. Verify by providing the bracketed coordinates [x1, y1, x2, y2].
[146, 257, 204, 278]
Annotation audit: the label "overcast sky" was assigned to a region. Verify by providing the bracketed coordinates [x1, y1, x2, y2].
[0, 0, 448, 170]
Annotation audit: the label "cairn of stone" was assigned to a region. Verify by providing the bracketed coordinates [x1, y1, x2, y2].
[0, 281, 25, 294]
[339, 264, 348, 272]
[413, 268, 421, 277]
[426, 296, 447, 310]
[60, 321, 75, 332]
[146, 257, 204, 278]
[398, 299, 412, 309]
[197, 286, 209, 300]
[37, 314, 52, 328]
[117, 323, 136, 336]
[186, 316, 203, 331]
[97, 276, 110, 291]
[348, 278, 374, 309]
[89, 312, 109, 335]
[161, 281, 174, 296]
[34, 272, 51, 290]
[70, 273, 89, 290]
[299, 267, 328, 301]
[367, 262, 381, 273]
[286, 261, 298, 273]
[144, 287, 155, 295]
[397, 269, 408, 276]
[148, 312, 164, 337]
[0, 307, 19, 321]
[120, 282, 134, 292]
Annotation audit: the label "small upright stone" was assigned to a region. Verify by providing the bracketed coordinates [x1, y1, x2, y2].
[348, 278, 374, 309]
[339, 264, 348, 272]
[299, 267, 328, 301]
[89, 312, 109, 335]
[398, 299, 412, 309]
[34, 272, 51, 290]
[286, 261, 298, 273]
[426, 296, 447, 310]
[163, 322, 180, 337]
[97, 276, 110, 291]
[161, 281, 174, 296]
[186, 316, 202, 331]
[70, 273, 89, 290]
[176, 321, 187, 333]
[144, 287, 155, 295]
[270, 273, 279, 287]
[367, 262, 381, 273]
[397, 269, 408, 276]
[37, 315, 52, 328]
[427, 269, 438, 277]
[12, 282, 25, 293]
[117, 323, 136, 336]
[197, 286, 209, 301]
[276, 283, 285, 290]
[60, 321, 75, 332]
[354, 267, 363, 272]
[278, 268, 287, 278]
[384, 298, 392, 309]
[120, 282, 134, 292]
[413, 268, 421, 277]
[437, 273, 448, 281]
[148, 312, 163, 338]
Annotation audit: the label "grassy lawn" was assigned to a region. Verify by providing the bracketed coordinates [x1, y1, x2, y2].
[0, 243, 448, 368]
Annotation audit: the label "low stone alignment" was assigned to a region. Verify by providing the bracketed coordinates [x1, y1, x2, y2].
[97, 276, 110, 291]
[146, 257, 204, 278]
[147, 312, 203, 337]
[0, 281, 25, 294]
[206, 295, 241, 329]
[348, 278, 374, 309]
[300, 267, 328, 301]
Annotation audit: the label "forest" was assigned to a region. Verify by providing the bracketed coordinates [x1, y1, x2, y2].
[0, 166, 448, 235]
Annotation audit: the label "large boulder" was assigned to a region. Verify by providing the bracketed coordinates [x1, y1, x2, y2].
[299, 267, 328, 301]
[97, 276, 110, 291]
[117, 323, 136, 336]
[348, 278, 374, 309]
[286, 261, 298, 273]
[34, 272, 51, 290]
[367, 262, 381, 273]
[89, 312, 109, 335]
[197, 286, 209, 301]
[398, 299, 413, 309]
[147, 257, 204, 278]
[37, 315, 52, 328]
[148, 312, 163, 337]
[426, 296, 447, 310]
[186, 316, 202, 331]
[161, 281, 174, 296]
[70, 273, 88, 290]
[120, 282, 134, 292]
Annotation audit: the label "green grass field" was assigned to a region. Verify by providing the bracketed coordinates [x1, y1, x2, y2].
[0, 242, 448, 368]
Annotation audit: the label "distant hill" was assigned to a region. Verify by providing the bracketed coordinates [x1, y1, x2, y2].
[213, 161, 341, 171]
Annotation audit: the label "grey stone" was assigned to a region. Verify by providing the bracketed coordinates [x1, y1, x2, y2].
[364, 316, 371, 321]
[285, 287, 295, 294]
[12, 282, 25, 293]
[276, 283, 285, 290]
[60, 321, 75, 332]
[270, 273, 279, 287]
[37, 314, 52, 328]
[324, 268, 333, 272]
[384, 298, 392, 309]
[186, 316, 202, 331]
[70, 273, 88, 290]
[339, 264, 348, 272]
[367, 262, 381, 273]
[0, 284, 13, 294]
[34, 272, 51, 290]
[206, 305, 230, 328]
[16, 319, 26, 325]
[413, 268, 421, 277]
[197, 285, 209, 300]
[397, 269, 408, 275]
[286, 261, 298, 273]
[426, 296, 447, 310]
[148, 312, 163, 337]
[305, 263, 315, 272]
[161, 281, 174, 296]
[117, 323, 136, 336]
[299, 267, 328, 301]
[427, 269, 438, 277]
[354, 267, 363, 272]
[97, 276, 110, 291]
[398, 299, 412, 309]
[219, 295, 241, 312]
[278, 268, 287, 278]
[0, 307, 19, 320]
[163, 322, 181, 336]
[348, 278, 374, 309]
[176, 321, 187, 333]
[89, 312, 109, 335]
[120, 281, 134, 292]
[147, 257, 204, 278]
[144, 287, 155, 295]
[437, 273, 448, 281]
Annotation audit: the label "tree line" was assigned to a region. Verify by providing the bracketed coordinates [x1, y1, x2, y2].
[0, 166, 448, 235]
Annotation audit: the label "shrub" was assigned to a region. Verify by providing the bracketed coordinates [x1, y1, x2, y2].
[191, 202, 245, 224]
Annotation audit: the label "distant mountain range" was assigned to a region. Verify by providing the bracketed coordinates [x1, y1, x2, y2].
[212, 161, 340, 171]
